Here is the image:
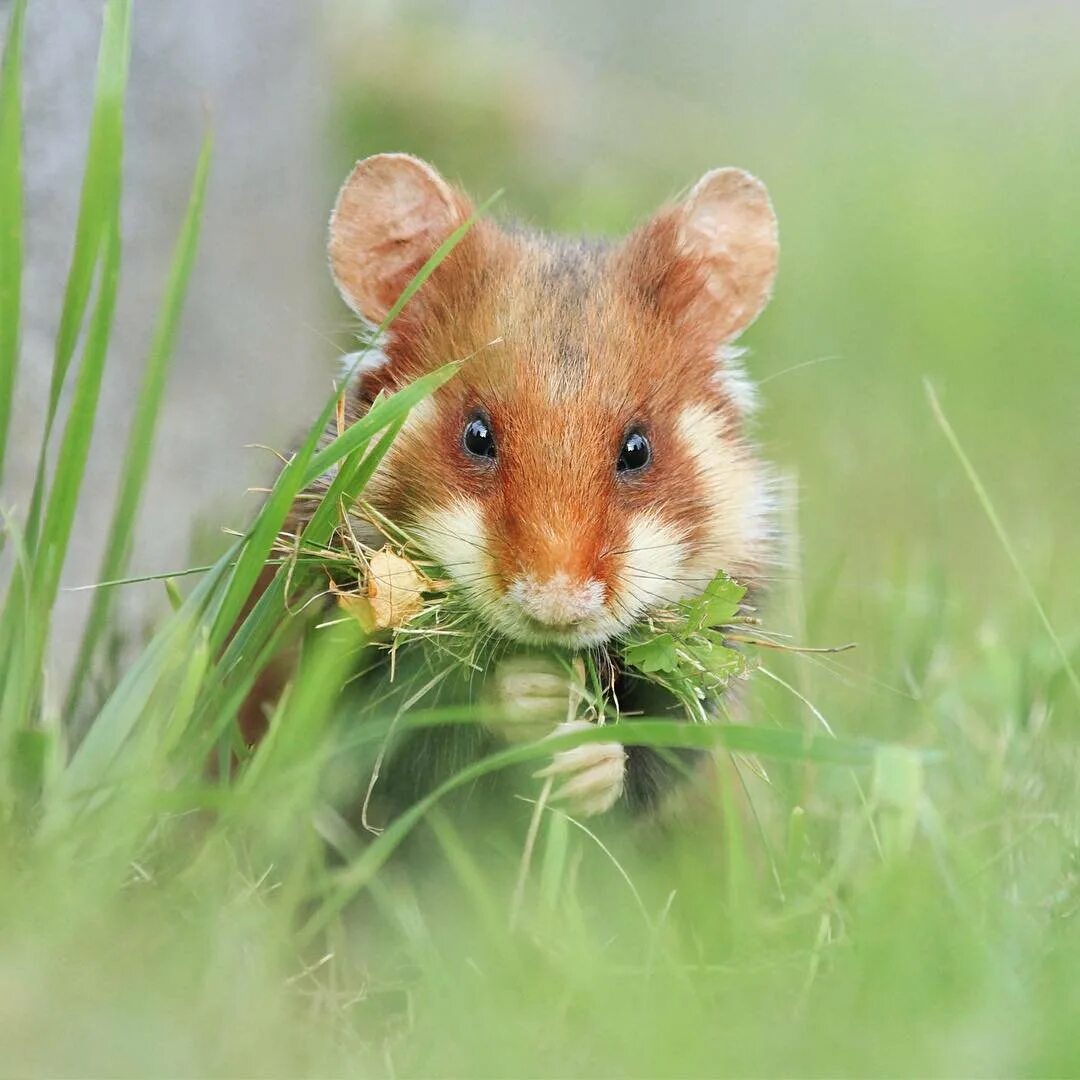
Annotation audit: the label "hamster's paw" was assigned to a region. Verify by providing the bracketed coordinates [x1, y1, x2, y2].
[486, 653, 578, 744]
[535, 721, 627, 817]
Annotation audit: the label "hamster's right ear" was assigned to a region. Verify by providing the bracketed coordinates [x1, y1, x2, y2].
[328, 153, 472, 323]
[622, 167, 778, 346]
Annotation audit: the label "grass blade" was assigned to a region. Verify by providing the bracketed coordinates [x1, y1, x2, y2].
[195, 417, 410, 756]
[65, 129, 213, 716]
[925, 378, 1080, 706]
[302, 361, 461, 487]
[208, 360, 461, 653]
[22, 0, 132, 546]
[0, 0, 132, 745]
[42, 550, 234, 824]
[32, 214, 123, 613]
[0, 211, 123, 795]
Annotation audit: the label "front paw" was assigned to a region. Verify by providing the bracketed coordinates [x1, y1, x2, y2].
[535, 721, 627, 817]
[485, 653, 580, 744]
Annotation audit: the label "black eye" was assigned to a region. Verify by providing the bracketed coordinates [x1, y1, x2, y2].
[617, 430, 651, 473]
[463, 414, 496, 460]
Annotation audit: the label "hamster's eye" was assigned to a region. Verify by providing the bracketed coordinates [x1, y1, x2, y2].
[463, 414, 496, 460]
[617, 430, 651, 473]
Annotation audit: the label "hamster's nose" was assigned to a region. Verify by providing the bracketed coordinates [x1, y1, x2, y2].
[507, 572, 606, 627]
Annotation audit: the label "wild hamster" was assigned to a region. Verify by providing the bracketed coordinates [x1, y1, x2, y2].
[259, 153, 778, 819]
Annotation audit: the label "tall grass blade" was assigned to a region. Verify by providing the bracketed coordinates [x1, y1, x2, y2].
[925, 379, 1080, 706]
[42, 553, 231, 825]
[56, 365, 451, 815]
[23, 0, 132, 546]
[197, 415, 413, 756]
[0, 0, 132, 739]
[209, 360, 461, 652]
[32, 210, 123, 613]
[1, 216, 124, 742]
[66, 130, 213, 716]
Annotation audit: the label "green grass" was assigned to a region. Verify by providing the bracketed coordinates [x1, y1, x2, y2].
[3, 2, 1080, 1076]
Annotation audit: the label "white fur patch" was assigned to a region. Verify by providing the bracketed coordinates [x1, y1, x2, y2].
[417, 503, 628, 648]
[415, 500, 721, 648]
[339, 323, 390, 385]
[413, 499, 493, 599]
[611, 511, 696, 621]
[713, 344, 760, 417]
[676, 402, 772, 580]
[401, 395, 436, 433]
[356, 388, 438, 515]
[492, 586, 631, 650]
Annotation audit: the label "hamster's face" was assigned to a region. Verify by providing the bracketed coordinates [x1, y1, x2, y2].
[327, 155, 779, 648]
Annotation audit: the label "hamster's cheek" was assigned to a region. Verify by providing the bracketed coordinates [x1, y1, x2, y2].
[410, 496, 488, 574]
[412, 497, 494, 591]
[608, 510, 693, 623]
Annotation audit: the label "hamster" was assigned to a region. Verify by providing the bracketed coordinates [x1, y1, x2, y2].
[271, 153, 778, 820]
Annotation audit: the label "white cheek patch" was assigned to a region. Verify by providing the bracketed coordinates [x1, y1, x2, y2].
[412, 498, 498, 608]
[610, 511, 693, 623]
[415, 503, 635, 649]
[676, 402, 773, 582]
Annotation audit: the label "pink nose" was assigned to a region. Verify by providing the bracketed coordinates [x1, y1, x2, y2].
[508, 573, 606, 627]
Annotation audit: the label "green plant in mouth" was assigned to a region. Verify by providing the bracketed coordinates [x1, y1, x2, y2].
[621, 570, 753, 721]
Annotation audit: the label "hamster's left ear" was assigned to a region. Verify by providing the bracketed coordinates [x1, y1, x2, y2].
[626, 168, 779, 343]
[678, 168, 778, 340]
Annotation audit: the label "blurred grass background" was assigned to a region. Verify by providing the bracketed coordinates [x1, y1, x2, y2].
[3, 0, 1080, 1075]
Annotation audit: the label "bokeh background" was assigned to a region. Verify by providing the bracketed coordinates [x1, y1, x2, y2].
[8, 0, 1079, 704]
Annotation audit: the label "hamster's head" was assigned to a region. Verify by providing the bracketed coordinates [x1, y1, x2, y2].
[327, 154, 778, 649]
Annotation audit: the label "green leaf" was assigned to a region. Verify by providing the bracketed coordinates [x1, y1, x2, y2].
[197, 417, 410, 751]
[0, 0, 132, 758]
[681, 570, 746, 631]
[302, 361, 460, 487]
[686, 634, 750, 682]
[624, 632, 679, 674]
[0, 213, 123, 750]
